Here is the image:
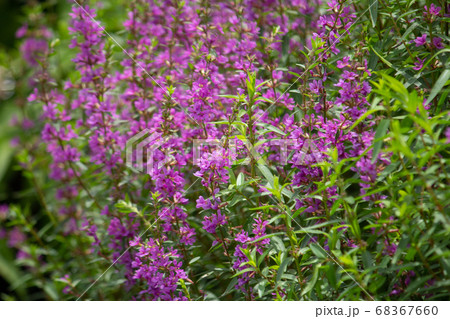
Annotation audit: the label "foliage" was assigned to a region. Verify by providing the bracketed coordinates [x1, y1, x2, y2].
[0, 0, 448, 300]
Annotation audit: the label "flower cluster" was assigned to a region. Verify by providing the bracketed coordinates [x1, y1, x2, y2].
[130, 238, 188, 300]
[233, 218, 270, 294]
[2, 0, 448, 301]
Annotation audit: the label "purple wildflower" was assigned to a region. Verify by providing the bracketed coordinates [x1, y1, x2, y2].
[414, 34, 427, 47]
[424, 4, 441, 18]
[413, 58, 425, 71]
[432, 37, 444, 49]
[131, 238, 188, 300]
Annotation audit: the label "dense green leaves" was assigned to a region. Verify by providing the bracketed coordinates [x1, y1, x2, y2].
[0, 0, 449, 301]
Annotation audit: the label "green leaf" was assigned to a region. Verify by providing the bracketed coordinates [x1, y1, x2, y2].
[310, 243, 328, 260]
[257, 164, 275, 188]
[115, 200, 139, 214]
[421, 48, 450, 70]
[220, 277, 238, 297]
[0, 243, 26, 298]
[271, 236, 286, 252]
[276, 257, 292, 285]
[0, 104, 15, 183]
[189, 257, 201, 264]
[369, 46, 392, 67]
[0, 139, 13, 183]
[302, 264, 320, 296]
[326, 264, 337, 289]
[256, 80, 270, 90]
[425, 69, 450, 105]
[401, 22, 419, 41]
[372, 119, 390, 163]
[218, 94, 239, 100]
[255, 122, 286, 136]
[362, 251, 373, 269]
[232, 267, 254, 277]
[255, 280, 267, 299]
[227, 168, 236, 185]
[348, 106, 384, 131]
[368, 0, 378, 28]
[236, 172, 244, 187]
[257, 248, 271, 267]
[255, 96, 274, 104]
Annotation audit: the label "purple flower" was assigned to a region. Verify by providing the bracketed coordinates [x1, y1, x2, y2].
[194, 149, 235, 187]
[59, 274, 73, 294]
[424, 4, 441, 17]
[309, 80, 323, 95]
[383, 239, 398, 256]
[235, 231, 251, 244]
[202, 211, 227, 234]
[414, 34, 427, 47]
[0, 204, 8, 220]
[413, 57, 425, 71]
[342, 70, 357, 81]
[196, 196, 212, 210]
[327, 0, 340, 11]
[432, 37, 444, 49]
[337, 56, 350, 68]
[233, 218, 271, 293]
[15, 24, 28, 38]
[7, 227, 26, 248]
[179, 227, 196, 245]
[20, 38, 48, 66]
[130, 237, 141, 247]
[131, 238, 188, 300]
[82, 220, 100, 247]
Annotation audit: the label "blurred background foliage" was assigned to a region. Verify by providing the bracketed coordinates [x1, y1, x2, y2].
[0, 0, 448, 300]
[0, 0, 136, 298]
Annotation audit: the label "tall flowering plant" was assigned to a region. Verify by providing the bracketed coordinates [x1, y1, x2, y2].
[0, 0, 448, 301]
